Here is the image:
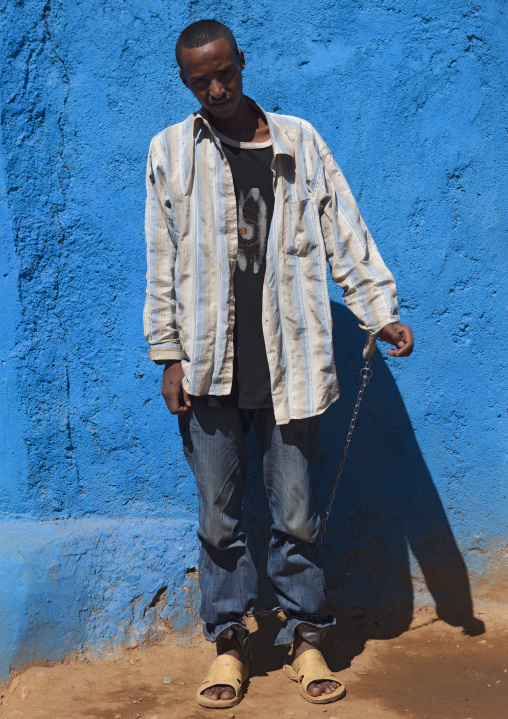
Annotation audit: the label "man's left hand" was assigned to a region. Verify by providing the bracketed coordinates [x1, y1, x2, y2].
[378, 322, 414, 357]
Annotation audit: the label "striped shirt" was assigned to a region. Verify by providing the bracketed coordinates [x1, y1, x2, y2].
[143, 99, 400, 425]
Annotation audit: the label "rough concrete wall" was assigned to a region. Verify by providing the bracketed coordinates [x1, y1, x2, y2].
[0, 519, 200, 681]
[1, 0, 507, 681]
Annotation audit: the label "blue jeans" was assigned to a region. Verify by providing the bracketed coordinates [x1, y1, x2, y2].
[179, 404, 335, 646]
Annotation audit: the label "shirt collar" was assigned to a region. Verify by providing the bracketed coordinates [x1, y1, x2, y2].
[192, 96, 295, 158]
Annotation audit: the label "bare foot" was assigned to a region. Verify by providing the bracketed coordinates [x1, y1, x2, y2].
[292, 635, 339, 697]
[202, 633, 242, 701]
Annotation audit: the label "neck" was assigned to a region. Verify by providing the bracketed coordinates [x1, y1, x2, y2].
[208, 96, 265, 136]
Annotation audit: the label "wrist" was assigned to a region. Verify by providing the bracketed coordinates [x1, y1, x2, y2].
[163, 359, 181, 370]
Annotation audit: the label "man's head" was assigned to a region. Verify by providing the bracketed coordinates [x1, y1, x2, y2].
[175, 20, 239, 70]
[176, 20, 245, 121]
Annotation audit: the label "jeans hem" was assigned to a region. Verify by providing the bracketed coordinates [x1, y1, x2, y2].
[203, 620, 250, 646]
[273, 614, 336, 646]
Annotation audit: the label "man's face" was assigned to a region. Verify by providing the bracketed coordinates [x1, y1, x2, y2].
[179, 37, 245, 120]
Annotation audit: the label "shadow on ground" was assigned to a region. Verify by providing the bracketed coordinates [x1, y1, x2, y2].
[242, 300, 484, 676]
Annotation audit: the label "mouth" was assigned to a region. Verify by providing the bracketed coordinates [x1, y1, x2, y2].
[210, 98, 231, 109]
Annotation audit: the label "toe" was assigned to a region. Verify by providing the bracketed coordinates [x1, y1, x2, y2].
[306, 681, 322, 697]
[204, 684, 233, 700]
[323, 681, 336, 694]
[220, 685, 235, 700]
[306, 679, 340, 696]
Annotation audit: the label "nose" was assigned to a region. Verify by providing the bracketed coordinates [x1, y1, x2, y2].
[209, 78, 226, 100]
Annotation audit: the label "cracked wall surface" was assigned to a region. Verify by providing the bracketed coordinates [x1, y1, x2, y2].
[0, 0, 507, 681]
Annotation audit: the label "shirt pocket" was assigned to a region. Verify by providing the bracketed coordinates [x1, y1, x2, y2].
[285, 198, 320, 256]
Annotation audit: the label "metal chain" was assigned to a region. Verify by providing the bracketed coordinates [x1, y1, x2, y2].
[317, 359, 373, 545]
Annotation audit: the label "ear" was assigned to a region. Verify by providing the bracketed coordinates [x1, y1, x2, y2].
[179, 69, 189, 88]
[238, 49, 245, 71]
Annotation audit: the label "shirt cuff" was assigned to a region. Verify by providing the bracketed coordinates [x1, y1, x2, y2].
[147, 344, 183, 362]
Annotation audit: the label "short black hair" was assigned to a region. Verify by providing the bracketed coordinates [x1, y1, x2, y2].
[176, 20, 239, 70]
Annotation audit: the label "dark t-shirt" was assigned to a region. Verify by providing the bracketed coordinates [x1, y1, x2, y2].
[194, 133, 274, 408]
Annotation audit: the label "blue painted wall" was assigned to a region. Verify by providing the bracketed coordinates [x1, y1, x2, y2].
[1, 0, 506, 682]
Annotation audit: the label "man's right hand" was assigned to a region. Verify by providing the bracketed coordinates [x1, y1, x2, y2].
[161, 360, 192, 415]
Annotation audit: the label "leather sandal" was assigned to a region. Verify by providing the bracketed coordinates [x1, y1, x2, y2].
[196, 654, 249, 708]
[283, 648, 346, 704]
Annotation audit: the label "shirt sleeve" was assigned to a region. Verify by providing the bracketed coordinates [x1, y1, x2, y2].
[143, 138, 183, 362]
[313, 134, 400, 358]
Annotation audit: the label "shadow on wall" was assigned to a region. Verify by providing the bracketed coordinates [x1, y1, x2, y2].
[242, 300, 485, 650]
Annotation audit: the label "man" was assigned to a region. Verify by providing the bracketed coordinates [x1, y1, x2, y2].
[144, 19, 414, 708]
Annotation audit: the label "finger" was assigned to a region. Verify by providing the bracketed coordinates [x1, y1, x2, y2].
[382, 326, 405, 349]
[162, 391, 173, 413]
[182, 387, 192, 408]
[391, 327, 406, 349]
[385, 325, 414, 356]
[386, 341, 413, 357]
[386, 344, 409, 356]
[397, 326, 414, 345]
[168, 389, 183, 414]
[174, 390, 192, 415]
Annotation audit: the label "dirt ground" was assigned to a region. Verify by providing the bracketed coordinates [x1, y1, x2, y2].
[1, 607, 507, 719]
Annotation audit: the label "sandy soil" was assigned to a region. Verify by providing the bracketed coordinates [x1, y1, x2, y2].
[1, 608, 507, 719]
